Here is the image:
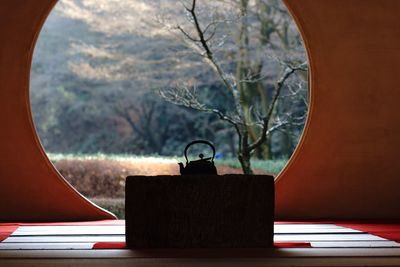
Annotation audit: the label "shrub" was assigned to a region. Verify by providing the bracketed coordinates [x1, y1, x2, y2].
[52, 156, 278, 218]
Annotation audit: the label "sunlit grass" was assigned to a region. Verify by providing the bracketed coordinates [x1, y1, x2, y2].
[48, 153, 288, 175]
[47, 153, 182, 163]
[217, 158, 288, 176]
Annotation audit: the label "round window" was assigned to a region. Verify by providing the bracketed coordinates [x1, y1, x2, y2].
[30, 0, 308, 218]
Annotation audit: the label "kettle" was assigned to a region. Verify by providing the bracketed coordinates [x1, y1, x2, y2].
[178, 140, 218, 175]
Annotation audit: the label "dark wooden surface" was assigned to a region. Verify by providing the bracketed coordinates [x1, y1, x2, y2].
[125, 175, 274, 248]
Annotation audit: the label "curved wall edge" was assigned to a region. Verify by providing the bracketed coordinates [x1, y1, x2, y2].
[0, 0, 116, 221]
[276, 0, 400, 219]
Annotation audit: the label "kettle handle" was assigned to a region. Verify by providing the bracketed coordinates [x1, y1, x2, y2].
[184, 140, 216, 163]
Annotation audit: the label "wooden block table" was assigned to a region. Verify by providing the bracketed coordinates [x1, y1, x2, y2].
[125, 175, 275, 248]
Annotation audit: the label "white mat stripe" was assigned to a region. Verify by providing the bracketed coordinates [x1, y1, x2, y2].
[310, 241, 400, 248]
[13, 226, 125, 236]
[3, 236, 126, 243]
[14, 224, 347, 230]
[12, 225, 360, 236]
[274, 224, 359, 230]
[4, 233, 383, 243]
[274, 234, 386, 242]
[0, 243, 95, 250]
[274, 228, 360, 234]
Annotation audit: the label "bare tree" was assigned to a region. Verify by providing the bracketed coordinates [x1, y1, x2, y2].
[160, 0, 307, 174]
[44, 0, 309, 170]
[113, 92, 171, 155]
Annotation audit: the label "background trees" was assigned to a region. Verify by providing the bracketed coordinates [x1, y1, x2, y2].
[158, 0, 307, 173]
[30, 0, 308, 172]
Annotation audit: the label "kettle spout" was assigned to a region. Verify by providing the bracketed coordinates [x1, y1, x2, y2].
[178, 162, 185, 175]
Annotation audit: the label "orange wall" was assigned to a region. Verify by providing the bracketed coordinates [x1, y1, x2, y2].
[276, 0, 400, 219]
[0, 0, 115, 221]
[0, 0, 399, 221]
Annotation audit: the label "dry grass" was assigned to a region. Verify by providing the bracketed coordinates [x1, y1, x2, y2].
[55, 159, 179, 198]
[55, 159, 270, 198]
[53, 158, 271, 218]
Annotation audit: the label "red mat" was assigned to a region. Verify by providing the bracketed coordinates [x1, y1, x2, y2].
[0, 220, 123, 242]
[92, 241, 311, 249]
[0, 225, 18, 242]
[2, 220, 400, 250]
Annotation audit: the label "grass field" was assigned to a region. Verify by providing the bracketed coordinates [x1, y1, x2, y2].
[48, 153, 288, 218]
[48, 153, 288, 175]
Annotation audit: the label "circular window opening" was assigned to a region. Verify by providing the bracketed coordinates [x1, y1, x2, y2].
[30, 0, 308, 218]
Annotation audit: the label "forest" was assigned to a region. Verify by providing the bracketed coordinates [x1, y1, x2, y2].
[30, 0, 308, 174]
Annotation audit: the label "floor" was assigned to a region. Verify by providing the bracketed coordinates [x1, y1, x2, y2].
[1, 220, 400, 266]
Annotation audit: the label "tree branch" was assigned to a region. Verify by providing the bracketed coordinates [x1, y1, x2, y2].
[176, 25, 200, 42]
[248, 61, 307, 151]
[181, 0, 244, 119]
[159, 86, 242, 127]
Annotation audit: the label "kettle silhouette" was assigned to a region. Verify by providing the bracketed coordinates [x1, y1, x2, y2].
[179, 140, 218, 175]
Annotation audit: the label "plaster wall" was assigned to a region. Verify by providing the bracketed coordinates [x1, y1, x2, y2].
[277, 0, 400, 219]
[0, 0, 399, 220]
[0, 0, 115, 221]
